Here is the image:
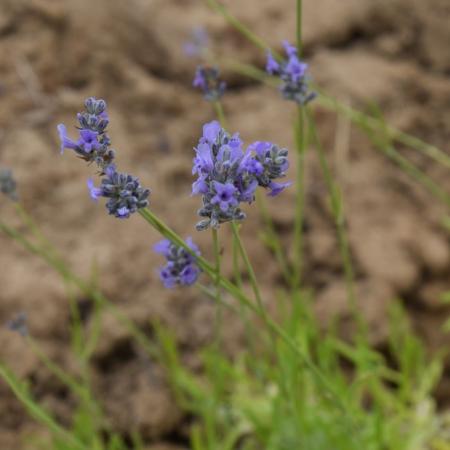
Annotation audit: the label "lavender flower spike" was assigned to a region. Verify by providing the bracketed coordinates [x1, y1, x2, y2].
[60, 97, 151, 219]
[266, 41, 316, 105]
[57, 97, 114, 171]
[193, 65, 226, 102]
[0, 168, 18, 201]
[154, 238, 202, 288]
[192, 121, 290, 231]
[87, 165, 150, 219]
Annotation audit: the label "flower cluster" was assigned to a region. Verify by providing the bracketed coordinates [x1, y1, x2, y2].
[154, 238, 201, 288]
[183, 27, 208, 58]
[58, 98, 150, 219]
[0, 168, 18, 201]
[266, 41, 316, 105]
[193, 65, 226, 102]
[192, 121, 291, 231]
[88, 165, 150, 219]
[58, 97, 114, 172]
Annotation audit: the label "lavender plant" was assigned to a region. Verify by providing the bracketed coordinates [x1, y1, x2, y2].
[0, 1, 449, 449]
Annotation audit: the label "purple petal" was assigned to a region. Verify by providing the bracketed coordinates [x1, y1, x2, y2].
[87, 179, 102, 201]
[202, 121, 221, 143]
[266, 51, 280, 74]
[153, 239, 171, 256]
[57, 124, 78, 154]
[267, 181, 292, 196]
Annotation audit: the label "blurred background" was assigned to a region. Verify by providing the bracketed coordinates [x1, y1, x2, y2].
[0, 0, 449, 448]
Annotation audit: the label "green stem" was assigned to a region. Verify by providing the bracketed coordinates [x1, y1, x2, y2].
[205, 0, 274, 56]
[306, 109, 360, 324]
[213, 101, 227, 128]
[0, 364, 88, 450]
[1, 209, 349, 414]
[212, 228, 223, 345]
[230, 222, 265, 314]
[256, 192, 291, 284]
[292, 106, 307, 290]
[296, 0, 303, 54]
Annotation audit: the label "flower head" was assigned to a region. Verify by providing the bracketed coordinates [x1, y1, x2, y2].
[60, 97, 151, 219]
[0, 168, 18, 201]
[57, 97, 114, 171]
[266, 41, 316, 105]
[87, 165, 150, 219]
[193, 65, 226, 102]
[192, 121, 290, 230]
[154, 238, 201, 288]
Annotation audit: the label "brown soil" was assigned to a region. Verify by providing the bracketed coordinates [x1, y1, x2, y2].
[0, 0, 450, 448]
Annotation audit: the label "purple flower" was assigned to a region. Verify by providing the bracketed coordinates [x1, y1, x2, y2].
[266, 51, 280, 74]
[193, 142, 214, 175]
[265, 41, 316, 105]
[202, 120, 222, 144]
[79, 129, 100, 153]
[211, 181, 238, 212]
[58, 97, 114, 170]
[57, 124, 78, 154]
[193, 66, 226, 102]
[268, 181, 292, 196]
[282, 40, 297, 57]
[91, 165, 150, 219]
[154, 238, 201, 288]
[60, 98, 150, 219]
[192, 121, 290, 230]
[87, 179, 102, 200]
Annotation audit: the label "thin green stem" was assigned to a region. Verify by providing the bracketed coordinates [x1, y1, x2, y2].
[306, 109, 360, 325]
[1, 208, 350, 415]
[205, 0, 275, 56]
[292, 106, 307, 290]
[0, 364, 88, 450]
[296, 0, 303, 54]
[212, 228, 223, 346]
[256, 192, 291, 284]
[316, 91, 450, 171]
[213, 101, 227, 128]
[230, 222, 265, 314]
[27, 337, 90, 402]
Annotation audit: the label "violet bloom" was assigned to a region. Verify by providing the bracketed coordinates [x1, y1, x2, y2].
[87, 165, 150, 219]
[60, 97, 151, 219]
[193, 65, 226, 102]
[57, 97, 114, 171]
[192, 121, 290, 231]
[154, 238, 201, 288]
[211, 181, 238, 212]
[266, 41, 316, 105]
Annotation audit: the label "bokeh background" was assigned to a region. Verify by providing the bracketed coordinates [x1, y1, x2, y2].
[0, 0, 450, 448]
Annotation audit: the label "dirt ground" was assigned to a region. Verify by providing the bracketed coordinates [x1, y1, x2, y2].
[0, 0, 450, 448]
